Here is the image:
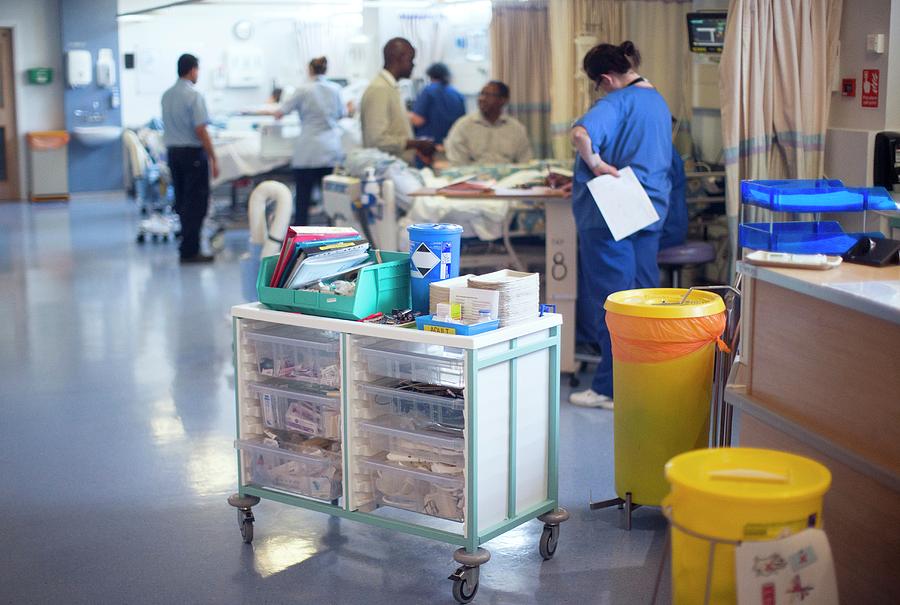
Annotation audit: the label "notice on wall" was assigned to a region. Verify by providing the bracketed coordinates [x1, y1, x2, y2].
[861, 69, 879, 108]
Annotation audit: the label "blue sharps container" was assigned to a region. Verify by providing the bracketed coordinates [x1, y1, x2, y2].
[407, 223, 463, 313]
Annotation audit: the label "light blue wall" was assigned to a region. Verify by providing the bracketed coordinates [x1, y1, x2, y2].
[60, 0, 123, 192]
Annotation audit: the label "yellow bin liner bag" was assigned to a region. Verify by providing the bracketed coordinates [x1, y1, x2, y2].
[664, 448, 831, 605]
[604, 288, 727, 506]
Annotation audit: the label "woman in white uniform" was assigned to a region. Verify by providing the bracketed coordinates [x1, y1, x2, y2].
[276, 57, 345, 225]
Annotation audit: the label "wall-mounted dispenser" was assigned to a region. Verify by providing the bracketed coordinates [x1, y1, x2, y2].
[66, 50, 92, 88]
[96, 48, 116, 88]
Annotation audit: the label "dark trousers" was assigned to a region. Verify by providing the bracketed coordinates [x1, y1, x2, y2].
[293, 167, 333, 226]
[168, 146, 210, 258]
[577, 228, 661, 397]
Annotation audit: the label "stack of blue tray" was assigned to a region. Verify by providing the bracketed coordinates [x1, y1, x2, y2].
[739, 179, 896, 254]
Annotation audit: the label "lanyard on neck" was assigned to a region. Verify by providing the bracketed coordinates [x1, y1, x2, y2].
[626, 76, 646, 88]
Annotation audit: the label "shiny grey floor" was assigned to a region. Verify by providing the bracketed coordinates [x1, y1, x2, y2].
[0, 194, 669, 604]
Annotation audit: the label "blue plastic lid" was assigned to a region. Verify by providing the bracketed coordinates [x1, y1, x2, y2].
[408, 223, 464, 235]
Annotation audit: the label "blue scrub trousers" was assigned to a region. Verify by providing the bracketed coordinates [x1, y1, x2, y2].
[577, 227, 661, 397]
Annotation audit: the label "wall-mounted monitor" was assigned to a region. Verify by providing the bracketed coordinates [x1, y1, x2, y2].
[687, 12, 727, 54]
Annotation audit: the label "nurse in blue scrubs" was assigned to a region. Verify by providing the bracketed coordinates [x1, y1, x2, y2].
[569, 41, 672, 409]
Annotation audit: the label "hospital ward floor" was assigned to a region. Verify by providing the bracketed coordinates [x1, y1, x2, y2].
[0, 194, 670, 604]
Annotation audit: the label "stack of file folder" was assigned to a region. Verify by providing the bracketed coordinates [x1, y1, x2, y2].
[270, 227, 371, 290]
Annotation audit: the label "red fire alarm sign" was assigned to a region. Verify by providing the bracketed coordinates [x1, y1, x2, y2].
[842, 78, 856, 97]
[862, 69, 879, 108]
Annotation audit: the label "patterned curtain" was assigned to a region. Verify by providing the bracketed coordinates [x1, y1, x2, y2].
[491, 0, 552, 159]
[548, 0, 690, 160]
[720, 0, 843, 250]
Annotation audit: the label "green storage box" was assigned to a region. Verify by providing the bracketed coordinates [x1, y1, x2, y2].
[257, 251, 411, 320]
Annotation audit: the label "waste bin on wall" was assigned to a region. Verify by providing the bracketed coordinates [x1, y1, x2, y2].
[664, 447, 831, 605]
[26, 131, 69, 202]
[603, 288, 726, 507]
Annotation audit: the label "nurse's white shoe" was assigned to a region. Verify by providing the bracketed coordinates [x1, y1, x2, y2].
[569, 389, 614, 409]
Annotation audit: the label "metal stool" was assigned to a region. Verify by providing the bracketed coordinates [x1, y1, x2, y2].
[657, 241, 717, 288]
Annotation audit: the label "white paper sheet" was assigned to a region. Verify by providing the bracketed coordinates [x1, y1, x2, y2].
[587, 166, 660, 241]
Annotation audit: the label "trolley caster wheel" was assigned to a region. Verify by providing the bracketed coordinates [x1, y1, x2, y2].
[569, 374, 580, 388]
[136, 233, 145, 244]
[151, 234, 159, 242]
[162, 234, 169, 242]
[449, 566, 479, 604]
[539, 524, 559, 560]
[236, 508, 255, 544]
[240, 516, 254, 544]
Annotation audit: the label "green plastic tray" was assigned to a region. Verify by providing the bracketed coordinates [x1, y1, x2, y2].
[257, 250, 411, 320]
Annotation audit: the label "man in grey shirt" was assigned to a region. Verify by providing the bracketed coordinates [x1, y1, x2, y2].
[161, 54, 219, 263]
[444, 81, 533, 165]
[360, 38, 435, 164]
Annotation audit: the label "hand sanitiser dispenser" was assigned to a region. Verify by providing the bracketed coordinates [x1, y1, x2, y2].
[96, 48, 116, 88]
[66, 50, 92, 87]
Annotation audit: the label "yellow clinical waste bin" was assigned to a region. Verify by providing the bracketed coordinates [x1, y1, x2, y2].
[664, 448, 832, 605]
[604, 288, 726, 506]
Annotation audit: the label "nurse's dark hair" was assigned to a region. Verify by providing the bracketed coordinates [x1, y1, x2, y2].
[177, 54, 198, 77]
[309, 56, 328, 75]
[582, 41, 641, 82]
[426, 63, 451, 84]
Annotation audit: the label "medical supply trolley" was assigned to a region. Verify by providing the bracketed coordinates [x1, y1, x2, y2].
[227, 303, 568, 603]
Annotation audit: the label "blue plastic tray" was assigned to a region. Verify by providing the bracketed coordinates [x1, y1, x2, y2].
[415, 315, 500, 335]
[741, 179, 897, 213]
[739, 221, 880, 255]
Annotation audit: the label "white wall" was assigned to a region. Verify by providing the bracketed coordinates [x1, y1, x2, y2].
[829, 0, 893, 131]
[0, 0, 65, 197]
[118, 4, 365, 127]
[117, 2, 491, 128]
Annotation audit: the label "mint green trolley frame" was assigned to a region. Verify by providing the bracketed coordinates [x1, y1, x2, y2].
[229, 304, 567, 603]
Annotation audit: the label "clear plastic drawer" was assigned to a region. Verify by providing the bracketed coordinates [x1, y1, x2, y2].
[360, 454, 464, 522]
[237, 439, 342, 501]
[358, 415, 464, 467]
[357, 340, 465, 388]
[358, 378, 464, 430]
[245, 325, 340, 388]
[249, 381, 342, 440]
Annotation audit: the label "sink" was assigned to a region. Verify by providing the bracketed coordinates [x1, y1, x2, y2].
[72, 126, 123, 147]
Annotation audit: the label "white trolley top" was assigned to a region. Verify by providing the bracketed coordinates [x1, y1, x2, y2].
[231, 303, 562, 350]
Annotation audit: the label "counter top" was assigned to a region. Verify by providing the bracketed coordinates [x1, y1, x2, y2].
[738, 261, 900, 324]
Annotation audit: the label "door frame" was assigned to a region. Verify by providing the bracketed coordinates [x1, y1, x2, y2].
[0, 22, 25, 201]
[0, 21, 25, 201]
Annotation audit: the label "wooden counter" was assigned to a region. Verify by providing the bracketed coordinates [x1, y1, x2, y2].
[726, 261, 900, 604]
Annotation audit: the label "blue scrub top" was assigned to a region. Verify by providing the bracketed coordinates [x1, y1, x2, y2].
[573, 86, 672, 233]
[413, 82, 466, 144]
[659, 146, 688, 249]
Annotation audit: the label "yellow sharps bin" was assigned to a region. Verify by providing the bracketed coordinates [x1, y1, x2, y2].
[664, 448, 832, 604]
[604, 288, 726, 507]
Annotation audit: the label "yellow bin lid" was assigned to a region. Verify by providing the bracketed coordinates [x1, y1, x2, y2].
[604, 288, 725, 319]
[665, 448, 832, 503]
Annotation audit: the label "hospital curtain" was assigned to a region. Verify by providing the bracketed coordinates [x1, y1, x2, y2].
[720, 0, 843, 234]
[491, 0, 552, 159]
[547, 1, 690, 161]
[622, 1, 693, 124]
[399, 13, 447, 82]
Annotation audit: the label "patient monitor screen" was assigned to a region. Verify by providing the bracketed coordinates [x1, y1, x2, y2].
[687, 12, 726, 53]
